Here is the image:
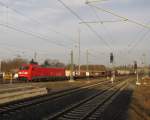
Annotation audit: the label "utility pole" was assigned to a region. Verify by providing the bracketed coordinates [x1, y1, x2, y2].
[0, 59, 1, 73]
[142, 54, 147, 77]
[142, 54, 148, 85]
[69, 50, 74, 82]
[78, 29, 81, 76]
[34, 52, 37, 62]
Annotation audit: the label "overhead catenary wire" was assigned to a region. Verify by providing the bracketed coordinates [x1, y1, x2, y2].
[126, 20, 150, 52]
[0, 1, 77, 44]
[118, 21, 150, 54]
[86, 0, 109, 4]
[85, 2, 150, 65]
[57, 0, 113, 51]
[9, 21, 74, 46]
[0, 40, 58, 56]
[79, 19, 126, 24]
[0, 45, 33, 59]
[87, 3, 150, 58]
[127, 29, 150, 53]
[0, 22, 72, 61]
[3, 0, 113, 62]
[88, 4, 150, 29]
[0, 22, 71, 49]
[86, 5, 120, 53]
[0, 1, 74, 49]
[0, 1, 104, 64]
[86, 1, 150, 54]
[0, 6, 74, 50]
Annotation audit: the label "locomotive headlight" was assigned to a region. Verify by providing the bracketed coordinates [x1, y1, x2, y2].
[24, 72, 28, 74]
[19, 72, 28, 74]
[19, 72, 22, 74]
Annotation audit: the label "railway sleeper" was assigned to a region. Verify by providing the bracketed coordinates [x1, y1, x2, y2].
[47, 81, 127, 120]
[68, 112, 87, 116]
[70, 85, 126, 119]
[88, 84, 128, 120]
[62, 115, 81, 120]
[64, 111, 88, 118]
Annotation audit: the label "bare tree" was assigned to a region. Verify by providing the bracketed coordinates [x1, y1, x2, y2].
[42, 59, 65, 68]
[1, 58, 28, 72]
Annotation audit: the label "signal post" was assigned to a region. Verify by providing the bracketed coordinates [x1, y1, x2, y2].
[86, 50, 90, 83]
[110, 52, 115, 83]
[69, 50, 75, 82]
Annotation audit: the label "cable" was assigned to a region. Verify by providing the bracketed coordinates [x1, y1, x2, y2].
[0, 1, 73, 47]
[122, 21, 150, 53]
[57, 0, 112, 51]
[88, 4, 150, 29]
[86, 0, 109, 4]
[127, 20, 150, 49]
[87, 5, 119, 52]
[10, 22, 73, 46]
[0, 1, 77, 44]
[88, 3, 150, 57]
[79, 19, 126, 24]
[0, 4, 73, 49]
[127, 30, 150, 53]
[0, 23, 71, 49]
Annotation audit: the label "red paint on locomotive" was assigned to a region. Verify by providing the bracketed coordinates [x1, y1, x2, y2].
[18, 64, 65, 81]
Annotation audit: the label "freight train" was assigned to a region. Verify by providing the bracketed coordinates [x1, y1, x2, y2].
[18, 64, 108, 81]
[18, 64, 135, 81]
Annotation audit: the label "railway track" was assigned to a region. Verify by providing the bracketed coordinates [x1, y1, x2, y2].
[45, 79, 129, 120]
[0, 79, 109, 116]
[0, 77, 130, 120]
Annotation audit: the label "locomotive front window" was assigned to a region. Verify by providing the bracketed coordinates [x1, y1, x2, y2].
[20, 66, 29, 70]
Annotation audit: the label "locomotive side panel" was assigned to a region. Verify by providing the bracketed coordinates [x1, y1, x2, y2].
[19, 64, 66, 81]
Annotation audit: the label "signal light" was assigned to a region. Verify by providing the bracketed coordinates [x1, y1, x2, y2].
[110, 52, 114, 63]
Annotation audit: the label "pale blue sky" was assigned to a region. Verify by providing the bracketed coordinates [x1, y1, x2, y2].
[0, 0, 150, 66]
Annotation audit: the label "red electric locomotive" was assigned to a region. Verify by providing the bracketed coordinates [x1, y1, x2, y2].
[18, 64, 66, 81]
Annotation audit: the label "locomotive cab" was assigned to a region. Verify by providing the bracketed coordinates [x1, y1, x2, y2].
[18, 64, 31, 81]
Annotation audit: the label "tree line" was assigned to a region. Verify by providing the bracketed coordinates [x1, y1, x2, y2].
[0, 57, 106, 73]
[0, 58, 65, 72]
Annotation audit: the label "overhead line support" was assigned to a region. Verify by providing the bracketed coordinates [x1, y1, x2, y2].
[88, 4, 150, 29]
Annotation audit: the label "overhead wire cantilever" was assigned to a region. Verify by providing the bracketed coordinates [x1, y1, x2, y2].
[87, 4, 150, 29]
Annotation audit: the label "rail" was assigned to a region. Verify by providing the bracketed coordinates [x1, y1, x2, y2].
[45, 79, 129, 120]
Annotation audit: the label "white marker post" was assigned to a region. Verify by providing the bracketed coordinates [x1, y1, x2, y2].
[136, 70, 141, 85]
[134, 61, 141, 85]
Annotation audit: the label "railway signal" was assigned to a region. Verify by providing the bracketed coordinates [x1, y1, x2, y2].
[110, 52, 114, 64]
[134, 61, 137, 71]
[110, 52, 115, 83]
